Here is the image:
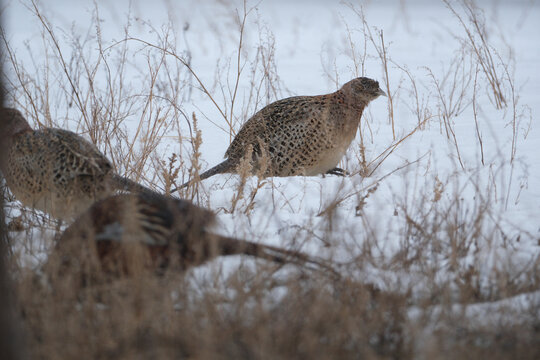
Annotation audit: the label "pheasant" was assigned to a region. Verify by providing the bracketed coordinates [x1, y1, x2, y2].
[49, 192, 334, 280]
[173, 77, 385, 191]
[0, 108, 157, 220]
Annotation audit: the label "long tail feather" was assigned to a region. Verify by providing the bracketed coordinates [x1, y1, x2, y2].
[214, 234, 340, 278]
[171, 159, 234, 193]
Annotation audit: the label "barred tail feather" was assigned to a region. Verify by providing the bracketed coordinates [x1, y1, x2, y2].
[170, 159, 234, 193]
[214, 234, 340, 277]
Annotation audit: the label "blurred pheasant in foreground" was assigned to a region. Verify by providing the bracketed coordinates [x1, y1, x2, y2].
[0, 108, 157, 220]
[174, 77, 386, 191]
[50, 192, 332, 280]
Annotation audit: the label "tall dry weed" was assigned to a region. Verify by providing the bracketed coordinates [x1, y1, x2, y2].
[1, 1, 538, 359]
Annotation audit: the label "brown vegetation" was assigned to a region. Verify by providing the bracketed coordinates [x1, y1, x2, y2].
[1, 1, 538, 359]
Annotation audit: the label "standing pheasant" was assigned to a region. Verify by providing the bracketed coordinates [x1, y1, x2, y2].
[174, 77, 385, 191]
[0, 108, 157, 220]
[49, 192, 333, 280]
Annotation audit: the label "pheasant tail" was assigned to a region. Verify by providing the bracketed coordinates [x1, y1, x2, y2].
[171, 159, 235, 193]
[214, 234, 339, 277]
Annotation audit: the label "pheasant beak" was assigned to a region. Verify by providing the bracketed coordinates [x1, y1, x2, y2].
[377, 88, 387, 97]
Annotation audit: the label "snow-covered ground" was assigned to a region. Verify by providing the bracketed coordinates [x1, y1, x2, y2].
[2, 0, 539, 319]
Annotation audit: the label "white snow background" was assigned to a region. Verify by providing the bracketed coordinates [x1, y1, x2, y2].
[2, 0, 539, 329]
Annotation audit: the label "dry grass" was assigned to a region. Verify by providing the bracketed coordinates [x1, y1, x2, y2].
[1, 1, 539, 359]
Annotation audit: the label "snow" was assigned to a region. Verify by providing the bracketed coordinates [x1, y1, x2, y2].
[2, 0, 539, 326]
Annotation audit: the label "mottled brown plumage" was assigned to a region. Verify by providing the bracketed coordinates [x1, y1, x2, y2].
[0, 108, 156, 219]
[50, 192, 332, 281]
[174, 77, 385, 191]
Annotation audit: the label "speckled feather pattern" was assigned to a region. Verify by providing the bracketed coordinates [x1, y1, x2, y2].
[210, 77, 383, 180]
[171, 77, 384, 191]
[226, 91, 365, 176]
[5, 128, 114, 219]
